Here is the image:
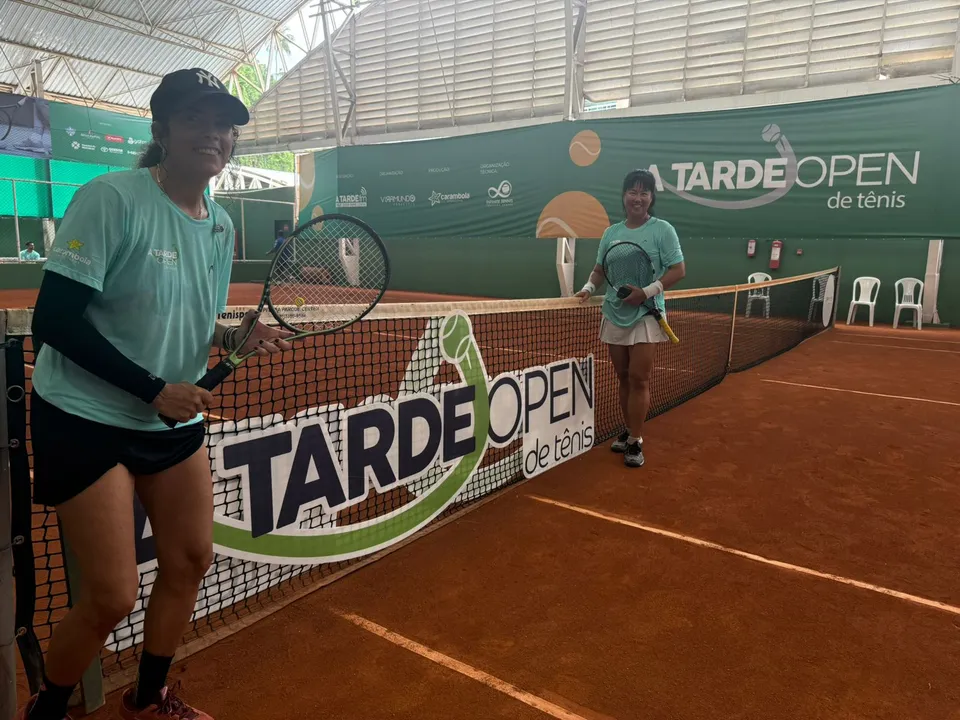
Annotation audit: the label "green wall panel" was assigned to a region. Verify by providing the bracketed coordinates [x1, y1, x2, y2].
[380, 236, 559, 299]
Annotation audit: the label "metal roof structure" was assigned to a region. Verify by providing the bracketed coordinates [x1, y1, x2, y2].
[2, 1, 958, 154]
[213, 164, 295, 190]
[0, 0, 337, 115]
[239, 0, 960, 155]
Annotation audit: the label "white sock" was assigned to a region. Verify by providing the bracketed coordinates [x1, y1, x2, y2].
[627, 435, 641, 445]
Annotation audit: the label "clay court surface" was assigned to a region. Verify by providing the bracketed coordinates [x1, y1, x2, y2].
[10, 286, 960, 719]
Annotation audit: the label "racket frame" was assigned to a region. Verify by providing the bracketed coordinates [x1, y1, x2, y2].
[600, 240, 680, 344]
[264, 213, 390, 333]
[159, 213, 390, 427]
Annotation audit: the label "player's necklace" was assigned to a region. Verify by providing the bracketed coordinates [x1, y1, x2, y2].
[153, 166, 207, 220]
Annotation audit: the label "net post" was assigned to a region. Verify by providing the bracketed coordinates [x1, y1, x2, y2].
[556, 237, 575, 297]
[62, 534, 105, 714]
[12, 183, 22, 262]
[240, 200, 247, 260]
[831, 266, 842, 327]
[726, 287, 740, 369]
[0, 312, 16, 720]
[5, 322, 42, 699]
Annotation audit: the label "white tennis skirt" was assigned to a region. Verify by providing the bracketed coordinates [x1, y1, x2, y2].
[599, 314, 669, 346]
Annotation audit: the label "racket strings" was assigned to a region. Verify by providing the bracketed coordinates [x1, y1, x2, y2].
[268, 217, 387, 329]
[605, 244, 655, 289]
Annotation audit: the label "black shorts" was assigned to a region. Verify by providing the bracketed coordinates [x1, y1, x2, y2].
[30, 389, 207, 507]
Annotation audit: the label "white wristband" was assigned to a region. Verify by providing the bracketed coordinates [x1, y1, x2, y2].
[581, 281, 596, 295]
[642, 280, 663, 299]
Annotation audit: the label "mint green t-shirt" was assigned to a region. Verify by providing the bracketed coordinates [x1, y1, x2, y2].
[19, 249, 41, 260]
[32, 168, 235, 431]
[595, 217, 684, 328]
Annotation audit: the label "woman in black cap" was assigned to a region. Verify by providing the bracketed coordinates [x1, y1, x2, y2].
[19, 68, 291, 720]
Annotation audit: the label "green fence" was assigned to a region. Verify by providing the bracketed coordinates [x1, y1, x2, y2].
[0, 171, 295, 262]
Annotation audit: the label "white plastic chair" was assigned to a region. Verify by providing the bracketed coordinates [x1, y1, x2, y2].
[846, 276, 880, 327]
[893, 278, 924, 330]
[807, 275, 829, 322]
[745, 272, 771, 319]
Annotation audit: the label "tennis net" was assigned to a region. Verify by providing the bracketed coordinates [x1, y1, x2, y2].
[4, 266, 839, 695]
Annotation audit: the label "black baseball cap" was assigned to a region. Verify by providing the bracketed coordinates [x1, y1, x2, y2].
[150, 68, 250, 126]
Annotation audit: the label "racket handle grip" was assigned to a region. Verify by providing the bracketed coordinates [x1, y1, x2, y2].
[659, 317, 680, 344]
[196, 360, 236, 391]
[158, 361, 236, 429]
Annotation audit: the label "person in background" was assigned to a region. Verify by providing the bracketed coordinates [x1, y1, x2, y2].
[267, 229, 295, 279]
[19, 241, 41, 261]
[576, 168, 686, 468]
[269, 229, 285, 254]
[17, 68, 291, 720]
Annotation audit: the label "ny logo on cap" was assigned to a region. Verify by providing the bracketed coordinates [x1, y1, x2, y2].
[196, 70, 220, 88]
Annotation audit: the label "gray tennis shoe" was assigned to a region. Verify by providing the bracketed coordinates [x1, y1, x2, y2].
[611, 431, 629, 453]
[612, 432, 645, 466]
[624, 441, 645, 467]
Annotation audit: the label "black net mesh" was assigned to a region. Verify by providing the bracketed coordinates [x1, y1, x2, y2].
[7, 268, 838, 682]
[730, 272, 837, 372]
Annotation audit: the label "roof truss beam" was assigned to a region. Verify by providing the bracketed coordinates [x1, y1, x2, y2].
[9, 0, 251, 64]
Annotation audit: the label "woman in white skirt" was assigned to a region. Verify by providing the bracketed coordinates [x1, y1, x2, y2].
[576, 169, 686, 467]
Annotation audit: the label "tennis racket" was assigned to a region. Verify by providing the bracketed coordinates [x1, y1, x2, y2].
[601, 240, 679, 344]
[160, 213, 390, 428]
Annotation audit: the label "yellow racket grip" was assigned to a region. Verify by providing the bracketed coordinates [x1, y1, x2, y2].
[659, 316, 680, 344]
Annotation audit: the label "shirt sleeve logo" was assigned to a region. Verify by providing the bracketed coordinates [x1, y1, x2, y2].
[51, 239, 92, 266]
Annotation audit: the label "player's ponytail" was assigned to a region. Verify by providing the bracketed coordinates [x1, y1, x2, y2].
[138, 120, 169, 169]
[138, 142, 164, 169]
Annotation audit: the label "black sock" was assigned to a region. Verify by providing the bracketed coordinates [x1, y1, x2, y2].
[134, 651, 174, 709]
[29, 674, 75, 720]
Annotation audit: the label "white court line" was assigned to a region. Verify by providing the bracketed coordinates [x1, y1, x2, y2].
[831, 340, 960, 354]
[530, 496, 960, 618]
[835, 331, 960, 345]
[759, 379, 960, 407]
[335, 611, 593, 720]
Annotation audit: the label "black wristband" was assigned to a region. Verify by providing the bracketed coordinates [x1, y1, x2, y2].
[139, 374, 168, 405]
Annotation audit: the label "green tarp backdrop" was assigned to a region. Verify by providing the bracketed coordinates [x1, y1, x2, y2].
[1, 93, 152, 220]
[50, 103, 151, 166]
[0, 92, 151, 167]
[298, 85, 959, 240]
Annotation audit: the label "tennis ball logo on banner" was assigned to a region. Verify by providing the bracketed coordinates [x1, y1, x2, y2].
[204, 311, 594, 565]
[537, 130, 610, 239]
